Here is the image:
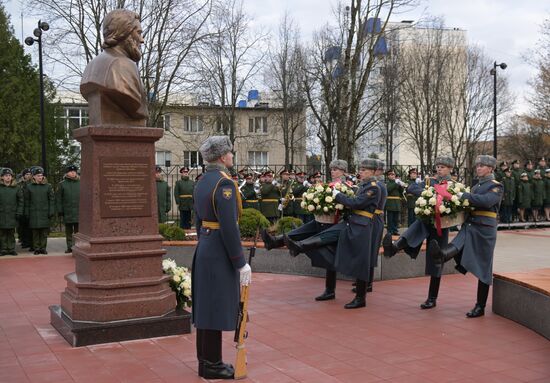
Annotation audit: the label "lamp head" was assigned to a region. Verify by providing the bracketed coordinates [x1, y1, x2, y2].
[39, 21, 49, 31]
[25, 37, 35, 46]
[499, 63, 507, 70]
[33, 28, 41, 38]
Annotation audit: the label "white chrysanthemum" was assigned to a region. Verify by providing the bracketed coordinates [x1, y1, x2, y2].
[335, 203, 344, 210]
[418, 199, 427, 207]
[462, 199, 470, 206]
[421, 190, 428, 197]
[323, 206, 329, 212]
[162, 259, 177, 272]
[429, 197, 437, 206]
[451, 195, 459, 202]
[424, 208, 431, 215]
[184, 288, 191, 296]
[465, 187, 471, 193]
[315, 185, 324, 192]
[453, 187, 461, 194]
[316, 205, 321, 210]
[414, 207, 422, 214]
[425, 190, 433, 198]
[453, 199, 461, 205]
[439, 204, 447, 213]
[325, 187, 332, 193]
[325, 196, 333, 203]
[308, 205, 315, 212]
[313, 197, 320, 204]
[173, 275, 181, 283]
[307, 193, 315, 200]
[301, 201, 307, 208]
[341, 185, 347, 192]
[445, 208, 451, 214]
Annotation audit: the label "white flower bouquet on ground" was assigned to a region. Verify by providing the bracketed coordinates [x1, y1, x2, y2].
[162, 258, 192, 309]
[300, 182, 355, 223]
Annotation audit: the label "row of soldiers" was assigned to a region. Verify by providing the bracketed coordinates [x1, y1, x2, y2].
[494, 159, 550, 222]
[0, 165, 80, 256]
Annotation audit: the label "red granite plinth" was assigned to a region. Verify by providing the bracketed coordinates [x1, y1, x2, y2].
[51, 126, 189, 345]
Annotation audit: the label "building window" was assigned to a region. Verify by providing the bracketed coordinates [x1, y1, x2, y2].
[156, 151, 172, 166]
[215, 119, 224, 132]
[183, 116, 203, 132]
[61, 106, 89, 133]
[248, 151, 268, 166]
[157, 114, 170, 131]
[248, 116, 268, 133]
[183, 151, 203, 168]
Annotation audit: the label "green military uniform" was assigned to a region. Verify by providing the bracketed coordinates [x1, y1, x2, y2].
[385, 178, 404, 235]
[156, 177, 171, 223]
[0, 171, 24, 255]
[174, 174, 194, 229]
[17, 170, 33, 248]
[501, 175, 516, 206]
[292, 181, 310, 220]
[260, 182, 281, 221]
[517, 179, 533, 209]
[24, 171, 55, 254]
[532, 177, 545, 209]
[56, 171, 80, 252]
[241, 182, 259, 210]
[280, 179, 295, 217]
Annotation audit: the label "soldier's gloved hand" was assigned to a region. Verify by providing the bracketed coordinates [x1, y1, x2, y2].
[303, 180, 311, 187]
[272, 180, 279, 186]
[238, 263, 252, 286]
[332, 189, 341, 197]
[457, 192, 464, 198]
[281, 197, 286, 203]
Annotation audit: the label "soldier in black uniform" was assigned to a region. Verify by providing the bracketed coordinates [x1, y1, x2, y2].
[192, 136, 251, 380]
[383, 156, 455, 310]
[428, 155, 503, 317]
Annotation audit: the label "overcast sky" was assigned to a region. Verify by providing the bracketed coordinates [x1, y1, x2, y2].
[5, 0, 549, 114]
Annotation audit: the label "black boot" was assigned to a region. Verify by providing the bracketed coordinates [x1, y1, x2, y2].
[315, 289, 335, 301]
[261, 229, 285, 250]
[316, 270, 336, 301]
[345, 279, 366, 309]
[428, 240, 459, 264]
[383, 233, 407, 258]
[285, 235, 324, 255]
[420, 277, 440, 309]
[466, 304, 485, 318]
[199, 360, 235, 379]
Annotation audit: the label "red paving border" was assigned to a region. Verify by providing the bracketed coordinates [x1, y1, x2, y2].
[0, 256, 549, 383]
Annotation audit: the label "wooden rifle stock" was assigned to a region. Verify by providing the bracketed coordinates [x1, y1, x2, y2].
[233, 228, 259, 379]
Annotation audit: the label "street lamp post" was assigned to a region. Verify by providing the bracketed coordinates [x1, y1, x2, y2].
[25, 20, 49, 175]
[490, 61, 507, 159]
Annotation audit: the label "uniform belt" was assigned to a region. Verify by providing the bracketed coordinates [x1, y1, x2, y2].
[202, 221, 220, 229]
[353, 210, 374, 218]
[386, 196, 401, 200]
[374, 209, 384, 215]
[179, 194, 192, 198]
[245, 200, 258, 203]
[262, 199, 279, 202]
[471, 211, 497, 218]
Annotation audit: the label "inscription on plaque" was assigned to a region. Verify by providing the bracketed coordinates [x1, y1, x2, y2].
[99, 157, 151, 218]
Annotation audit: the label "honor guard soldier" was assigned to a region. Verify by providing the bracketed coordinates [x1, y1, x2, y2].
[406, 168, 422, 227]
[174, 167, 194, 229]
[24, 167, 54, 254]
[56, 165, 80, 253]
[500, 167, 516, 223]
[240, 174, 259, 210]
[17, 168, 33, 249]
[545, 169, 550, 221]
[368, 160, 387, 293]
[259, 171, 281, 223]
[384, 169, 404, 235]
[517, 172, 532, 222]
[0, 168, 24, 256]
[532, 170, 545, 222]
[383, 156, 455, 310]
[192, 136, 251, 380]
[280, 168, 294, 217]
[262, 160, 348, 301]
[292, 171, 312, 223]
[428, 155, 503, 317]
[155, 166, 171, 223]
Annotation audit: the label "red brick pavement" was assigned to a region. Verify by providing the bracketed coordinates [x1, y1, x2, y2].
[0, 256, 549, 383]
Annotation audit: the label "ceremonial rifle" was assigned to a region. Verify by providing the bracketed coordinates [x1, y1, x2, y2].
[234, 227, 259, 379]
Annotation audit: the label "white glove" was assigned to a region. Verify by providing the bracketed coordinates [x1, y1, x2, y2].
[277, 203, 283, 211]
[239, 263, 252, 286]
[457, 192, 464, 199]
[396, 179, 405, 187]
[281, 197, 286, 203]
[332, 189, 341, 197]
[303, 181, 311, 187]
[272, 180, 279, 186]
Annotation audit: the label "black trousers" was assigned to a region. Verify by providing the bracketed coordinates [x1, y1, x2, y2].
[325, 269, 336, 291]
[179, 210, 192, 229]
[477, 280, 490, 307]
[196, 328, 222, 363]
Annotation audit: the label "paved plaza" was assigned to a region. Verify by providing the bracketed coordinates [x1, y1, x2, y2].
[0, 229, 549, 382]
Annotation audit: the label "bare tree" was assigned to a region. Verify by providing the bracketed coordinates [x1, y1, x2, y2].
[528, 18, 550, 127]
[502, 115, 550, 160]
[264, 12, 307, 167]
[191, 0, 267, 149]
[31, 0, 213, 127]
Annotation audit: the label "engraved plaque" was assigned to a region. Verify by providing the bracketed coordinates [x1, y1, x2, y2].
[99, 157, 152, 218]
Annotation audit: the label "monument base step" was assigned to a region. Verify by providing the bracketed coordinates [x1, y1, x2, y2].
[50, 305, 191, 347]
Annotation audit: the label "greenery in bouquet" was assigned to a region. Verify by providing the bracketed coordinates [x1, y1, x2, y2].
[414, 181, 472, 223]
[162, 258, 192, 309]
[300, 182, 355, 215]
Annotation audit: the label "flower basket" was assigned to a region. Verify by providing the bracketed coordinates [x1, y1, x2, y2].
[438, 211, 465, 228]
[315, 213, 337, 224]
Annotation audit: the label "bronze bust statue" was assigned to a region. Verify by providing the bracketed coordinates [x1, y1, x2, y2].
[80, 9, 148, 127]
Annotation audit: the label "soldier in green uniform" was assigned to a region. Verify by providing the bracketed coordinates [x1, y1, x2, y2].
[293, 171, 312, 223]
[510, 160, 522, 221]
[500, 167, 515, 223]
[56, 165, 80, 253]
[405, 168, 421, 227]
[524, 160, 535, 181]
[495, 161, 508, 182]
[544, 169, 550, 221]
[174, 167, 194, 229]
[155, 166, 171, 223]
[17, 168, 33, 249]
[240, 174, 259, 210]
[259, 171, 281, 223]
[24, 167, 54, 254]
[536, 157, 546, 172]
[385, 169, 404, 235]
[517, 172, 532, 222]
[532, 170, 545, 222]
[280, 169, 295, 217]
[0, 168, 24, 256]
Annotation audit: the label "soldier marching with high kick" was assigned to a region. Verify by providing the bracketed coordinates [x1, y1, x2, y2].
[428, 155, 503, 318]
